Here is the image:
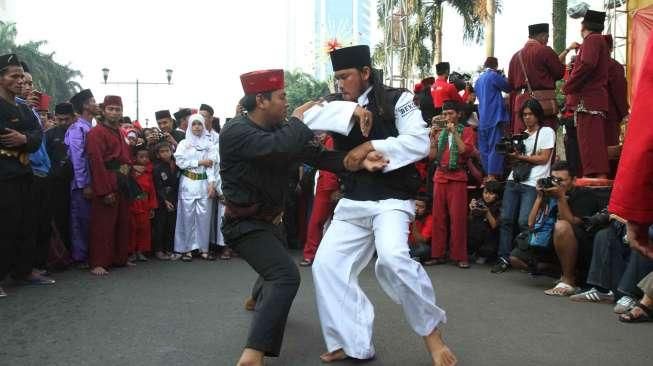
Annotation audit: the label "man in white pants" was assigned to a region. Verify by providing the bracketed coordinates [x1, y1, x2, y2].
[306, 45, 457, 366]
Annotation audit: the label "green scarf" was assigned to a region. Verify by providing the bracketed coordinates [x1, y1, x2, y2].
[437, 124, 466, 170]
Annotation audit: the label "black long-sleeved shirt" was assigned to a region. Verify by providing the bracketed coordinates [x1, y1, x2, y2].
[0, 97, 43, 180]
[219, 116, 345, 213]
[153, 160, 180, 207]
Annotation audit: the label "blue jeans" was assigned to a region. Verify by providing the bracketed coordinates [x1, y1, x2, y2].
[498, 181, 537, 260]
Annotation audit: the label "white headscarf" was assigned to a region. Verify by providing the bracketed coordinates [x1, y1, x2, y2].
[185, 113, 211, 150]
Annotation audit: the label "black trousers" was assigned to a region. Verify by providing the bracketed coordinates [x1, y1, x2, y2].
[468, 216, 499, 259]
[0, 175, 35, 281]
[222, 217, 300, 357]
[152, 207, 175, 253]
[50, 176, 72, 250]
[30, 175, 53, 269]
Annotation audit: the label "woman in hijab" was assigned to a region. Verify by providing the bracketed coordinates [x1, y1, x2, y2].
[173, 114, 218, 261]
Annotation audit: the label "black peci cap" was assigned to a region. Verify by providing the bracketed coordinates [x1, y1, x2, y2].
[330, 45, 371, 72]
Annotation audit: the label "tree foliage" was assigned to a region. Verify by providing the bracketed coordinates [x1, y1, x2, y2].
[0, 22, 81, 106]
[284, 70, 331, 113]
[375, 0, 501, 78]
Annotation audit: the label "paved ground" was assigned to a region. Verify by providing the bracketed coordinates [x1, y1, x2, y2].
[1, 251, 650, 366]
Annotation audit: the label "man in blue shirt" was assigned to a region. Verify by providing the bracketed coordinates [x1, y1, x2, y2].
[474, 57, 511, 180]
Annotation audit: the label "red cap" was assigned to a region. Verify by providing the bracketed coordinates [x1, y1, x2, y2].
[103, 95, 123, 107]
[240, 69, 284, 94]
[413, 83, 424, 93]
[37, 93, 51, 111]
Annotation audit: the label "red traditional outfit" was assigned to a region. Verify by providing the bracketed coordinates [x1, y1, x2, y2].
[431, 77, 463, 110]
[129, 163, 158, 254]
[609, 35, 653, 225]
[302, 136, 339, 262]
[431, 124, 476, 262]
[409, 214, 433, 245]
[563, 32, 611, 177]
[605, 57, 629, 147]
[508, 39, 564, 134]
[86, 98, 132, 269]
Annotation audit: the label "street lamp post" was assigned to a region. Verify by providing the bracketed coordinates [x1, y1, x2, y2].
[101, 68, 174, 121]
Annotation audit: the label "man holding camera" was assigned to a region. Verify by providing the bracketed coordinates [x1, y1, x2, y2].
[475, 56, 511, 180]
[493, 99, 555, 273]
[512, 161, 601, 295]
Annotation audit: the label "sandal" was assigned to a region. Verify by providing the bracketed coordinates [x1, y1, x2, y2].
[619, 302, 653, 323]
[457, 261, 470, 269]
[423, 258, 447, 266]
[181, 253, 193, 262]
[544, 282, 578, 297]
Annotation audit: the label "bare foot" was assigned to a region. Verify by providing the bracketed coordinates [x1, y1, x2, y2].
[431, 345, 457, 366]
[236, 348, 264, 366]
[320, 349, 348, 363]
[90, 266, 109, 276]
[424, 328, 457, 366]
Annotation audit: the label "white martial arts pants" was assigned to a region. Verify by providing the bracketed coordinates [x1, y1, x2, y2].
[312, 209, 446, 359]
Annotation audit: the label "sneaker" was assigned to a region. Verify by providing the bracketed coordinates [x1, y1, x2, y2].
[614, 296, 637, 314]
[128, 254, 138, 263]
[570, 288, 614, 303]
[136, 252, 149, 262]
[491, 258, 510, 273]
[169, 253, 182, 261]
[155, 251, 171, 261]
[0, 286, 6, 298]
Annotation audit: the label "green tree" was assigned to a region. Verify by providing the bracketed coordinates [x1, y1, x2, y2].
[552, 0, 568, 53]
[375, 0, 500, 79]
[284, 70, 330, 113]
[0, 22, 81, 106]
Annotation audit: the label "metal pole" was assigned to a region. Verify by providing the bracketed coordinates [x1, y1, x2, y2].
[136, 79, 140, 121]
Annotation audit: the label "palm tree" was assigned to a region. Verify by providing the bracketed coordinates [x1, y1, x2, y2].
[0, 22, 81, 106]
[552, 0, 568, 53]
[376, 0, 500, 80]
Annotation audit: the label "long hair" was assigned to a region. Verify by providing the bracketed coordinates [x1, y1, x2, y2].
[519, 98, 545, 124]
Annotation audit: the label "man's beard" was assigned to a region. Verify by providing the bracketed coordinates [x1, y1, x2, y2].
[415, 212, 425, 220]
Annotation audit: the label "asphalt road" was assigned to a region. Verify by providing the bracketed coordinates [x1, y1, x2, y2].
[1, 252, 650, 366]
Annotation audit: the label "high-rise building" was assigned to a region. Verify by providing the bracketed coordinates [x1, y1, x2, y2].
[313, 0, 373, 80]
[0, 0, 16, 24]
[284, 0, 374, 80]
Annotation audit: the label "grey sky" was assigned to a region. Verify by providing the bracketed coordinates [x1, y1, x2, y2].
[15, 0, 605, 124]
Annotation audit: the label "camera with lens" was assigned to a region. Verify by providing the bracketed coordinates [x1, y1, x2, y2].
[582, 208, 610, 234]
[495, 132, 529, 154]
[536, 176, 563, 189]
[470, 199, 487, 216]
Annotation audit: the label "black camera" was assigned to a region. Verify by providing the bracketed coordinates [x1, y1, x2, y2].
[582, 208, 610, 234]
[470, 199, 487, 216]
[495, 132, 529, 154]
[536, 176, 563, 189]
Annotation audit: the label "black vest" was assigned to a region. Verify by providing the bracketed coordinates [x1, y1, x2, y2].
[329, 86, 421, 201]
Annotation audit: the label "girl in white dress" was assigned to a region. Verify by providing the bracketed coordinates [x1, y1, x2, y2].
[173, 114, 218, 261]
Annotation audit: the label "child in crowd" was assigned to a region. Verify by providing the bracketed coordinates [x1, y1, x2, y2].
[152, 142, 179, 260]
[409, 195, 433, 262]
[467, 180, 502, 264]
[128, 144, 158, 262]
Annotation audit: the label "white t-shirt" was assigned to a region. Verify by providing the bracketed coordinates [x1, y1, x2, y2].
[508, 126, 556, 187]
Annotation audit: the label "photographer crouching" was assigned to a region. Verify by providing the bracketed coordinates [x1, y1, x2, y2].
[511, 161, 602, 296]
[492, 99, 556, 273]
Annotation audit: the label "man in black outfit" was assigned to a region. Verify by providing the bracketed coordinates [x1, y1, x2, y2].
[45, 102, 76, 250]
[219, 69, 383, 366]
[0, 54, 54, 298]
